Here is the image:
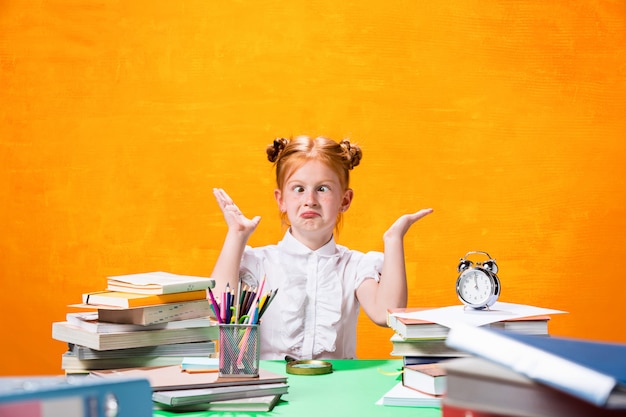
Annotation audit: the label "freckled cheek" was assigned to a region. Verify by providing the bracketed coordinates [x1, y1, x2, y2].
[318, 195, 340, 205]
[283, 196, 303, 211]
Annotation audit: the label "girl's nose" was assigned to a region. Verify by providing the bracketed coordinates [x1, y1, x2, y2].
[304, 189, 318, 206]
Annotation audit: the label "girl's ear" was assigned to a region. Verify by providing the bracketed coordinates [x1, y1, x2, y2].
[341, 188, 354, 212]
[274, 189, 286, 212]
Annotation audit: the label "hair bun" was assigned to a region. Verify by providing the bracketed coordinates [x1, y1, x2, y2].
[267, 137, 289, 163]
[340, 139, 362, 170]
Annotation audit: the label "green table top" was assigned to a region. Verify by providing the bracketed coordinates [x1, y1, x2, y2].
[153, 359, 442, 417]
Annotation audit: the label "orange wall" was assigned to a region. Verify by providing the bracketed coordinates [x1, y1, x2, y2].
[1, 1, 625, 375]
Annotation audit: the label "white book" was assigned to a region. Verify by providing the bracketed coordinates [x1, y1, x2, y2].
[62, 351, 209, 371]
[71, 341, 216, 360]
[97, 299, 212, 325]
[52, 321, 219, 351]
[154, 394, 284, 412]
[402, 363, 446, 396]
[66, 312, 213, 334]
[107, 271, 215, 295]
[152, 382, 289, 407]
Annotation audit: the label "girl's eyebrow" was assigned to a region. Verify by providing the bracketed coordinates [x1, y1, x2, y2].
[286, 176, 338, 185]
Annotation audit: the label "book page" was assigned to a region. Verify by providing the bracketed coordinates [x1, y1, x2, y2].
[392, 302, 566, 328]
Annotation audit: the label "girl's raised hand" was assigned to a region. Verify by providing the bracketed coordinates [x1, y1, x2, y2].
[213, 188, 261, 236]
[383, 208, 433, 241]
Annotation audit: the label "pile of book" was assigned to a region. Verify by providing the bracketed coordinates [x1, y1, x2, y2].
[387, 306, 552, 367]
[52, 271, 289, 412]
[441, 324, 626, 417]
[90, 361, 288, 413]
[379, 304, 554, 408]
[52, 272, 219, 374]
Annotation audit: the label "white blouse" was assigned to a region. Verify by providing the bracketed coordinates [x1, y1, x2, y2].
[239, 230, 383, 360]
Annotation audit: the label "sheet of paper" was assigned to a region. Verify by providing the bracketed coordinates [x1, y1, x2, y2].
[392, 302, 566, 328]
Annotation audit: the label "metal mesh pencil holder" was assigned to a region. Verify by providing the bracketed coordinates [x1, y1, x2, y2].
[218, 324, 260, 377]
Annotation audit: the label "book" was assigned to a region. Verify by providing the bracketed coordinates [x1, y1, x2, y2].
[387, 307, 551, 340]
[442, 356, 626, 417]
[445, 323, 626, 409]
[91, 365, 288, 391]
[106, 271, 216, 295]
[69, 341, 216, 360]
[66, 312, 213, 333]
[154, 394, 284, 412]
[403, 356, 461, 366]
[152, 382, 288, 407]
[442, 402, 524, 417]
[387, 308, 449, 340]
[402, 363, 446, 396]
[377, 381, 442, 408]
[0, 376, 153, 417]
[81, 289, 207, 308]
[52, 321, 219, 351]
[180, 357, 219, 372]
[443, 402, 626, 417]
[390, 334, 468, 358]
[99, 299, 212, 324]
[61, 351, 210, 371]
[68, 299, 213, 325]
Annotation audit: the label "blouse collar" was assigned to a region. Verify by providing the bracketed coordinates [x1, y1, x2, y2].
[280, 229, 339, 257]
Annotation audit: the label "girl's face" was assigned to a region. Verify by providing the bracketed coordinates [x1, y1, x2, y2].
[275, 159, 353, 249]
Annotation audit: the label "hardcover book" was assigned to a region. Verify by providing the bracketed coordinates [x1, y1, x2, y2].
[91, 365, 288, 391]
[152, 382, 288, 407]
[446, 324, 626, 409]
[402, 363, 446, 396]
[387, 307, 551, 340]
[154, 394, 284, 413]
[390, 333, 468, 358]
[0, 376, 153, 417]
[52, 321, 218, 351]
[61, 351, 206, 371]
[70, 341, 216, 360]
[81, 289, 207, 309]
[442, 356, 626, 417]
[107, 271, 215, 295]
[66, 312, 213, 333]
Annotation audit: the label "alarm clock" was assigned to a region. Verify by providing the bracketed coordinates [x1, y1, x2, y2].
[456, 251, 500, 310]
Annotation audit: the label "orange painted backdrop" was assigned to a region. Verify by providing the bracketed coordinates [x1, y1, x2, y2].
[1, 1, 625, 375]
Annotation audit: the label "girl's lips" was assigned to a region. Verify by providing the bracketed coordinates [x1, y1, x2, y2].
[300, 211, 320, 218]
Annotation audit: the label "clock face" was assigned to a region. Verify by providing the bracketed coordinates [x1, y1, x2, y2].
[457, 269, 498, 307]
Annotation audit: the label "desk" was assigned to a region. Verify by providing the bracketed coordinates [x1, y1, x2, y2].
[153, 359, 441, 417]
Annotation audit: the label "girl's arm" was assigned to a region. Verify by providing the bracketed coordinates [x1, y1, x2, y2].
[356, 208, 433, 326]
[210, 188, 261, 291]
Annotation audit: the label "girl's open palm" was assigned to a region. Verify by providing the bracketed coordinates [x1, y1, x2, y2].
[384, 208, 433, 241]
[213, 188, 261, 236]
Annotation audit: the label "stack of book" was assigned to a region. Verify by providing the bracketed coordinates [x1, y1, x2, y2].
[90, 362, 289, 412]
[442, 324, 626, 417]
[382, 304, 557, 408]
[387, 306, 552, 367]
[52, 272, 219, 374]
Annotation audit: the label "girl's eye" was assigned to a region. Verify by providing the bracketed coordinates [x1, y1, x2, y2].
[318, 185, 330, 192]
[293, 186, 305, 193]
